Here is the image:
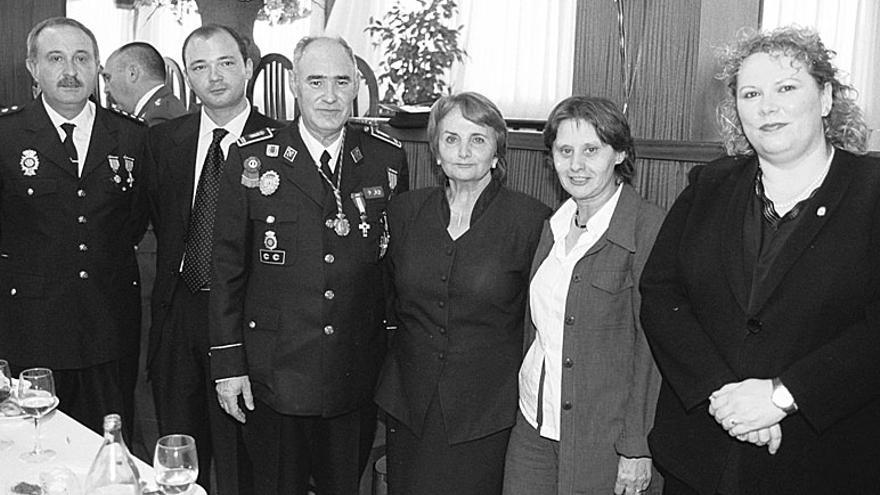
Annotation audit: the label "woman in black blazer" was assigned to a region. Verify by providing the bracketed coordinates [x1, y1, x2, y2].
[375, 92, 550, 495]
[640, 26, 880, 494]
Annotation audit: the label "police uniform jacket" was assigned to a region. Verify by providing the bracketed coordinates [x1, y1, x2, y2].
[209, 121, 409, 416]
[0, 100, 150, 369]
[138, 84, 188, 126]
[641, 150, 880, 493]
[144, 110, 280, 371]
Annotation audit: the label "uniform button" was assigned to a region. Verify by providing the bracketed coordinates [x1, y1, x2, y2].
[248, 321, 256, 329]
[27, 188, 34, 196]
[562, 401, 572, 410]
[325, 218, 335, 229]
[445, 247, 453, 256]
[438, 327, 446, 335]
[438, 352, 446, 361]
[563, 357, 573, 368]
[438, 301, 445, 308]
[440, 274, 447, 282]
[746, 318, 762, 334]
[564, 315, 575, 325]
[10, 288, 16, 296]
[78, 216, 87, 224]
[78, 243, 88, 252]
[77, 189, 86, 198]
[324, 325, 335, 335]
[324, 254, 335, 264]
[324, 289, 335, 300]
[132, 281, 138, 287]
[572, 274, 582, 283]
[266, 215, 276, 224]
[79, 270, 89, 279]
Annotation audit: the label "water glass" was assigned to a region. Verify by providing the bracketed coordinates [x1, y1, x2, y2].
[154, 434, 198, 494]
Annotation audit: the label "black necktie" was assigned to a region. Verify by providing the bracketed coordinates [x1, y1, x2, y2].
[61, 123, 78, 173]
[320, 150, 333, 180]
[181, 128, 229, 292]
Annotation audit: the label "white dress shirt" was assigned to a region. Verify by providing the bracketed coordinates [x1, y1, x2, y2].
[133, 83, 164, 116]
[190, 104, 252, 207]
[298, 117, 343, 173]
[518, 184, 623, 440]
[43, 96, 95, 177]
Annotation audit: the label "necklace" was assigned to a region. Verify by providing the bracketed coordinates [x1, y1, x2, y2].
[315, 130, 350, 236]
[763, 152, 833, 211]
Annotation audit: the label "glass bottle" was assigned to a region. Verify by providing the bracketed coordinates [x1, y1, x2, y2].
[84, 414, 143, 495]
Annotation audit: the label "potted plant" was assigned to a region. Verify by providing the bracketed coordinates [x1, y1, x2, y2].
[366, 0, 467, 106]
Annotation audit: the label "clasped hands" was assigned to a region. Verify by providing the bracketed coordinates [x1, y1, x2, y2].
[708, 378, 787, 454]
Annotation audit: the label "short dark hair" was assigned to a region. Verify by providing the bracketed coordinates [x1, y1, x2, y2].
[116, 42, 166, 81]
[426, 92, 508, 183]
[543, 96, 636, 184]
[27, 17, 100, 62]
[182, 24, 249, 67]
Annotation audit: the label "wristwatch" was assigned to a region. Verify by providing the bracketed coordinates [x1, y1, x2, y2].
[771, 377, 798, 414]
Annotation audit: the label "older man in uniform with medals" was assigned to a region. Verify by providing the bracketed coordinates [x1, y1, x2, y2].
[209, 36, 409, 494]
[0, 17, 150, 436]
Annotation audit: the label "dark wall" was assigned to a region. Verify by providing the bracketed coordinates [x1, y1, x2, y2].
[0, 0, 66, 107]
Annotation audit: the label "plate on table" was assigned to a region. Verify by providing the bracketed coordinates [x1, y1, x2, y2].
[0, 398, 26, 421]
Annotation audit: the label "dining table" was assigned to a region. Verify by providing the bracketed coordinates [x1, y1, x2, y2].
[0, 407, 204, 494]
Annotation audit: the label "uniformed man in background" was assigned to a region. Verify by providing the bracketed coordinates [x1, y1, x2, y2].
[0, 17, 150, 436]
[102, 41, 188, 126]
[209, 35, 409, 494]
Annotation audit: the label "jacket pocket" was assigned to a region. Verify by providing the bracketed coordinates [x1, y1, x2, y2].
[590, 270, 633, 294]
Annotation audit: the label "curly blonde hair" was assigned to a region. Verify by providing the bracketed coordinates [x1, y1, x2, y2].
[715, 26, 868, 156]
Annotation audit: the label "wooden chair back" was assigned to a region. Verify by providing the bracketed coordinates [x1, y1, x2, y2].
[164, 57, 187, 109]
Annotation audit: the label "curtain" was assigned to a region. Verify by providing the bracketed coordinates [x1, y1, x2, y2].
[326, 0, 576, 119]
[0, 0, 66, 105]
[762, 0, 880, 150]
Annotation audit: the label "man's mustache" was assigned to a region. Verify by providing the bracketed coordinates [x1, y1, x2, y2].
[58, 76, 83, 88]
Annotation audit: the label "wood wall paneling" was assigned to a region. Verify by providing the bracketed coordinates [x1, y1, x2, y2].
[0, 0, 66, 106]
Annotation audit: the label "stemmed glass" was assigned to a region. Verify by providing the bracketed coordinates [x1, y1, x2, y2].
[154, 434, 199, 494]
[17, 367, 59, 462]
[0, 359, 14, 451]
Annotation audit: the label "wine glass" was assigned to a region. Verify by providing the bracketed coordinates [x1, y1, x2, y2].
[154, 434, 199, 494]
[0, 359, 14, 451]
[17, 367, 59, 462]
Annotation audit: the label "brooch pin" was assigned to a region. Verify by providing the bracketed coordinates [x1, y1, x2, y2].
[259, 170, 280, 196]
[20, 149, 39, 176]
[242, 156, 261, 188]
[108, 155, 122, 184]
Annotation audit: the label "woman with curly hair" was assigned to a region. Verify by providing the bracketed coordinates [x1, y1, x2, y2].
[640, 26, 880, 494]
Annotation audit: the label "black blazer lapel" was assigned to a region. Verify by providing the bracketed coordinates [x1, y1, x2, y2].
[24, 101, 77, 178]
[749, 153, 853, 312]
[169, 114, 200, 229]
[81, 109, 120, 180]
[720, 158, 758, 314]
[280, 125, 324, 207]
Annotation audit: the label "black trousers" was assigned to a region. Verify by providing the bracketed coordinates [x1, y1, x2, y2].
[385, 392, 511, 495]
[11, 354, 138, 441]
[150, 280, 252, 495]
[243, 400, 377, 495]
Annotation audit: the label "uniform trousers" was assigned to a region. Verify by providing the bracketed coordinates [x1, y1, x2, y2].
[386, 391, 511, 495]
[242, 399, 377, 495]
[150, 280, 252, 495]
[13, 356, 138, 440]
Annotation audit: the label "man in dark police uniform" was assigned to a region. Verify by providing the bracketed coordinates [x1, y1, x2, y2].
[209, 36, 408, 494]
[0, 17, 150, 435]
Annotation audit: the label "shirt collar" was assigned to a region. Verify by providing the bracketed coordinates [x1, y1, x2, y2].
[134, 83, 164, 116]
[198, 102, 251, 141]
[43, 95, 95, 134]
[298, 117, 344, 165]
[549, 183, 623, 243]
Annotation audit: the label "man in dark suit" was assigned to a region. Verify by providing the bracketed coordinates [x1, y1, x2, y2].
[146, 25, 279, 494]
[209, 36, 409, 494]
[103, 42, 187, 126]
[0, 17, 150, 436]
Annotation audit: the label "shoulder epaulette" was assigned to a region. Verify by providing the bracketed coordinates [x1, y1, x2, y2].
[237, 127, 275, 147]
[364, 125, 402, 148]
[0, 105, 24, 117]
[108, 106, 146, 125]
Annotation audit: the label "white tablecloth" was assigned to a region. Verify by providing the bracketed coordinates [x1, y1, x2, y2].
[0, 409, 154, 492]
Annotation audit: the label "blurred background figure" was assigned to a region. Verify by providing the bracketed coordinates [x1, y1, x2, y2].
[641, 26, 880, 494]
[103, 41, 187, 126]
[502, 96, 664, 495]
[375, 92, 550, 495]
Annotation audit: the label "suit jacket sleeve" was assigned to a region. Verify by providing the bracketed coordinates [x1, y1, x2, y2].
[639, 180, 739, 411]
[616, 205, 664, 457]
[126, 126, 152, 246]
[208, 142, 251, 380]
